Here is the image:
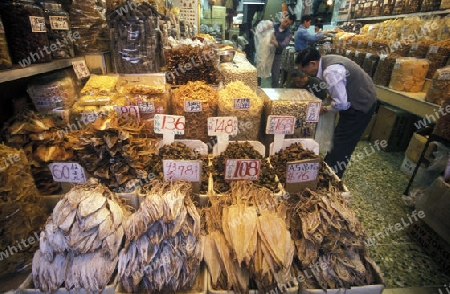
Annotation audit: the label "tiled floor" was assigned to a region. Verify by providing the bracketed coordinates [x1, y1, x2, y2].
[383, 286, 450, 294]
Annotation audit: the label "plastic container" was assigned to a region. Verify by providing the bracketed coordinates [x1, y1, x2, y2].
[0, 0, 52, 65]
[388, 57, 429, 92]
[0, 16, 12, 70]
[425, 66, 450, 106]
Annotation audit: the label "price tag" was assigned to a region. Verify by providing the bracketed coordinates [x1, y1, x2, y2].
[163, 160, 201, 182]
[49, 162, 87, 183]
[29, 16, 46, 33]
[49, 16, 70, 30]
[348, 40, 353, 45]
[154, 114, 185, 135]
[368, 40, 373, 47]
[438, 71, 450, 80]
[429, 46, 439, 54]
[384, 0, 389, 4]
[355, 51, 360, 57]
[265, 115, 295, 135]
[286, 160, 320, 184]
[394, 62, 401, 69]
[184, 100, 202, 112]
[412, 43, 418, 50]
[358, 40, 362, 46]
[306, 102, 321, 122]
[72, 60, 90, 80]
[225, 159, 261, 181]
[114, 106, 140, 121]
[234, 98, 251, 110]
[208, 117, 238, 136]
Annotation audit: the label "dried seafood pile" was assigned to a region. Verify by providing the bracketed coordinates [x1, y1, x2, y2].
[32, 179, 131, 292]
[118, 181, 202, 292]
[2, 110, 75, 195]
[220, 55, 258, 92]
[72, 113, 159, 192]
[211, 142, 279, 193]
[282, 188, 381, 290]
[147, 142, 209, 194]
[202, 181, 295, 293]
[0, 144, 47, 276]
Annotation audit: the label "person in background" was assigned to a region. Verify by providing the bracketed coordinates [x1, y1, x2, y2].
[294, 15, 329, 51]
[270, 12, 296, 88]
[295, 48, 377, 179]
[315, 23, 323, 33]
[285, 68, 328, 101]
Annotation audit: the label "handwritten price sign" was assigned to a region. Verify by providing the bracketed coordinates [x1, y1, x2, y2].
[163, 160, 201, 182]
[154, 114, 185, 135]
[306, 102, 321, 122]
[208, 117, 238, 136]
[114, 106, 140, 121]
[225, 159, 261, 181]
[72, 60, 90, 80]
[266, 115, 295, 135]
[49, 162, 87, 183]
[184, 100, 202, 112]
[234, 98, 251, 110]
[286, 160, 320, 184]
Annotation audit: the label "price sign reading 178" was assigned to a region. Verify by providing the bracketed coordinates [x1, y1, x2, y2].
[266, 115, 296, 135]
[225, 159, 261, 181]
[163, 160, 201, 182]
[49, 162, 87, 183]
[286, 160, 320, 184]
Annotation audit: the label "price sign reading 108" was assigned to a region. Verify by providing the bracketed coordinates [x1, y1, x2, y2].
[49, 162, 87, 183]
[154, 114, 185, 135]
[225, 159, 261, 181]
[208, 117, 238, 136]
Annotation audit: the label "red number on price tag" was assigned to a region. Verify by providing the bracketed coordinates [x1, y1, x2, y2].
[266, 115, 296, 135]
[208, 117, 238, 136]
[114, 106, 140, 121]
[225, 159, 261, 181]
[49, 162, 87, 183]
[286, 160, 320, 184]
[72, 60, 90, 80]
[163, 160, 201, 182]
[154, 114, 185, 135]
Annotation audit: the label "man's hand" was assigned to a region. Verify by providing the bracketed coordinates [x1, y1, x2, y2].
[270, 35, 278, 47]
[320, 106, 328, 115]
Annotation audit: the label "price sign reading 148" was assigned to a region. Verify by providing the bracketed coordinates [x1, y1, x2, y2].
[154, 114, 185, 135]
[225, 159, 261, 181]
[49, 162, 87, 183]
[208, 117, 238, 136]
[163, 160, 201, 182]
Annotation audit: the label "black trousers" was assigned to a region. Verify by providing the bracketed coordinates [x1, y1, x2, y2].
[325, 103, 376, 179]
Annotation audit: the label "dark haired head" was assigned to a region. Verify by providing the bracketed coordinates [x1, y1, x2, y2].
[295, 48, 321, 67]
[285, 12, 297, 22]
[289, 68, 307, 79]
[301, 15, 313, 24]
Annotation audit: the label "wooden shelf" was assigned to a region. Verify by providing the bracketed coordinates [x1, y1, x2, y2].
[352, 9, 450, 22]
[375, 85, 440, 118]
[0, 57, 85, 83]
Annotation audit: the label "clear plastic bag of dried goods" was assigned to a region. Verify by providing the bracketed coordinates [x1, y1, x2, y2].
[425, 66, 450, 106]
[0, 15, 12, 70]
[425, 41, 450, 79]
[362, 53, 380, 77]
[255, 20, 275, 79]
[373, 53, 400, 86]
[388, 57, 429, 92]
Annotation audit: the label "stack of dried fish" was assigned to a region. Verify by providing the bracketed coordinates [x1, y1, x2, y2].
[1, 110, 75, 195]
[147, 142, 209, 194]
[202, 181, 295, 293]
[118, 181, 202, 292]
[32, 179, 131, 292]
[0, 144, 47, 276]
[281, 188, 381, 290]
[211, 142, 279, 193]
[72, 113, 159, 192]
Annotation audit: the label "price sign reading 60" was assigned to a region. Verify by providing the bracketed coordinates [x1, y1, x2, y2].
[225, 159, 261, 181]
[49, 162, 87, 183]
[208, 117, 238, 136]
[154, 114, 185, 135]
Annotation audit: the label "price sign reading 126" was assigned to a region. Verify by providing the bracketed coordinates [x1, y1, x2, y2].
[266, 115, 295, 135]
[286, 160, 320, 184]
[163, 160, 201, 182]
[208, 117, 238, 136]
[154, 114, 185, 135]
[49, 162, 87, 183]
[225, 159, 261, 181]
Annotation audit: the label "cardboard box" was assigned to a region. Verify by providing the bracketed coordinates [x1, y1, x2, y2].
[361, 113, 377, 141]
[371, 104, 415, 152]
[405, 132, 428, 163]
[416, 176, 450, 245]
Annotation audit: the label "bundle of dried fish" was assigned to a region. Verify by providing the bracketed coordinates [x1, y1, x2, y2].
[118, 181, 202, 292]
[0, 144, 47, 276]
[32, 179, 131, 292]
[73, 113, 159, 192]
[281, 188, 380, 290]
[211, 141, 279, 193]
[202, 181, 294, 293]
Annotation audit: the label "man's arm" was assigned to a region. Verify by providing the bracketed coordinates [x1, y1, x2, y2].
[322, 64, 351, 112]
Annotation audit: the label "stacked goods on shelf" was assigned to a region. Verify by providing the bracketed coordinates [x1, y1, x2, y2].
[373, 53, 401, 86]
[388, 57, 429, 92]
[362, 52, 380, 77]
[31, 179, 131, 292]
[218, 81, 263, 141]
[0, 0, 52, 65]
[425, 39, 450, 79]
[202, 181, 295, 293]
[425, 66, 450, 105]
[0, 144, 47, 276]
[211, 142, 279, 193]
[0, 16, 12, 70]
[220, 52, 258, 92]
[433, 99, 450, 141]
[172, 81, 218, 142]
[108, 1, 162, 73]
[118, 181, 202, 292]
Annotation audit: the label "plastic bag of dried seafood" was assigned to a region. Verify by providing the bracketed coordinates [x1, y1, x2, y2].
[81, 74, 119, 96]
[372, 53, 399, 86]
[425, 41, 450, 79]
[388, 57, 429, 92]
[219, 55, 258, 92]
[218, 81, 263, 141]
[425, 66, 450, 106]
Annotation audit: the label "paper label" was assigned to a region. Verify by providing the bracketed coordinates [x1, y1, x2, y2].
[114, 106, 140, 121]
[34, 96, 61, 108]
[412, 44, 419, 50]
[429, 46, 439, 54]
[154, 114, 185, 135]
[438, 71, 450, 80]
[368, 40, 373, 47]
[266, 115, 296, 135]
[225, 159, 261, 181]
[208, 117, 238, 136]
[163, 160, 201, 182]
[184, 100, 202, 112]
[394, 62, 401, 69]
[72, 60, 91, 79]
[29, 16, 46, 33]
[49, 162, 86, 183]
[286, 160, 320, 184]
[306, 102, 321, 122]
[136, 100, 155, 113]
[234, 98, 251, 110]
[49, 16, 70, 30]
[355, 51, 360, 57]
